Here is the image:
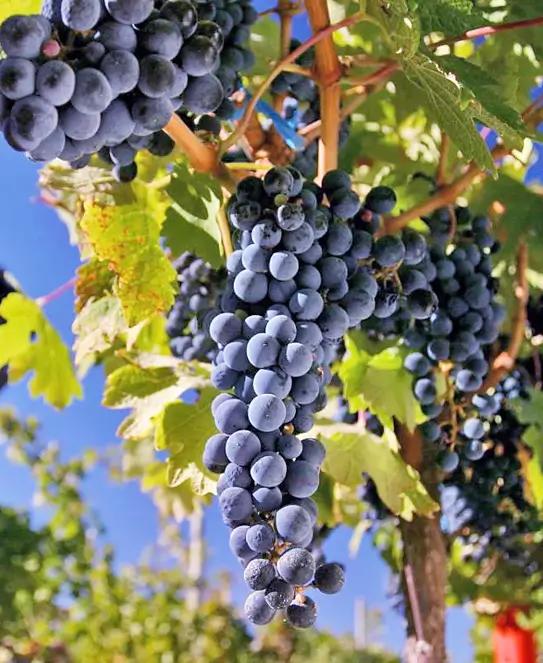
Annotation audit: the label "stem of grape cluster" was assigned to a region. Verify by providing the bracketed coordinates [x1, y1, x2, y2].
[429, 15, 543, 50]
[36, 276, 77, 307]
[220, 10, 369, 155]
[218, 206, 234, 258]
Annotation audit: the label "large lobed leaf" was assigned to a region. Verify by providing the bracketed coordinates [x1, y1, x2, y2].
[0, 293, 82, 408]
[81, 203, 177, 326]
[512, 391, 543, 510]
[312, 420, 438, 520]
[416, 0, 485, 36]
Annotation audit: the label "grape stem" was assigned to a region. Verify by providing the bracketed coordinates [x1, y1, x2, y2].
[480, 242, 528, 392]
[219, 9, 371, 156]
[36, 276, 77, 307]
[428, 15, 543, 51]
[218, 205, 234, 258]
[164, 115, 237, 192]
[305, 0, 343, 180]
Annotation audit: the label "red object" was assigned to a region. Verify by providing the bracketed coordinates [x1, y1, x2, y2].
[493, 607, 537, 663]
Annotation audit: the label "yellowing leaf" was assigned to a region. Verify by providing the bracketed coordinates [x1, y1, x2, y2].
[72, 296, 127, 367]
[103, 365, 180, 408]
[0, 293, 82, 409]
[313, 421, 439, 520]
[74, 259, 115, 313]
[81, 203, 177, 326]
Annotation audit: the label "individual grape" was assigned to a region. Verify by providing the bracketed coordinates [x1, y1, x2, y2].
[407, 289, 438, 320]
[340, 290, 375, 325]
[278, 343, 313, 377]
[456, 369, 482, 392]
[72, 69, 113, 115]
[219, 486, 253, 520]
[314, 563, 345, 594]
[245, 590, 276, 625]
[100, 50, 140, 95]
[266, 315, 297, 344]
[295, 322, 323, 350]
[248, 395, 287, 432]
[418, 421, 442, 442]
[268, 278, 296, 304]
[137, 55, 176, 99]
[113, 162, 138, 183]
[241, 244, 269, 273]
[105, 0, 154, 24]
[229, 525, 252, 559]
[277, 434, 303, 460]
[286, 596, 317, 629]
[253, 368, 292, 399]
[35, 60, 75, 107]
[203, 433, 229, 473]
[0, 16, 47, 58]
[296, 264, 322, 291]
[464, 439, 485, 460]
[27, 126, 65, 161]
[180, 73, 223, 114]
[277, 203, 305, 231]
[350, 229, 373, 260]
[427, 339, 450, 361]
[250, 451, 287, 487]
[231, 201, 261, 232]
[244, 558, 276, 590]
[211, 363, 239, 390]
[277, 548, 315, 586]
[11, 96, 58, 145]
[282, 223, 315, 254]
[321, 169, 351, 194]
[131, 96, 173, 131]
[401, 269, 428, 295]
[251, 219, 282, 249]
[246, 523, 276, 553]
[223, 339, 250, 371]
[95, 21, 137, 51]
[284, 460, 320, 498]
[160, 0, 199, 38]
[323, 222, 353, 256]
[318, 304, 350, 340]
[61, 0, 101, 30]
[139, 19, 183, 59]
[365, 185, 397, 214]
[291, 373, 320, 405]
[0, 58, 36, 101]
[404, 352, 431, 377]
[402, 230, 427, 266]
[263, 166, 294, 196]
[373, 289, 399, 318]
[247, 333, 281, 368]
[265, 579, 295, 610]
[252, 486, 282, 512]
[438, 450, 460, 473]
[179, 35, 219, 77]
[414, 378, 437, 405]
[214, 398, 249, 434]
[209, 312, 242, 346]
[100, 100, 136, 145]
[275, 504, 312, 544]
[372, 235, 406, 267]
[462, 418, 485, 440]
[243, 315, 267, 339]
[269, 251, 299, 281]
[319, 257, 347, 289]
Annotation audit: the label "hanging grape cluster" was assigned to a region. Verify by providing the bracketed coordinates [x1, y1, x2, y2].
[200, 166, 436, 628]
[0, 0, 256, 181]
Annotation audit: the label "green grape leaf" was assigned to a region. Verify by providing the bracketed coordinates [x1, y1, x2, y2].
[103, 365, 181, 408]
[72, 296, 127, 369]
[401, 54, 497, 173]
[312, 421, 438, 520]
[366, 0, 421, 59]
[248, 17, 280, 76]
[432, 54, 527, 148]
[0, 0, 42, 23]
[416, 0, 485, 36]
[81, 203, 177, 326]
[511, 392, 543, 510]
[337, 332, 425, 431]
[0, 293, 82, 409]
[162, 162, 224, 267]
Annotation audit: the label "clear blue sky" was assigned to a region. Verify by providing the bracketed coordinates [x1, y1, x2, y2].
[2, 4, 542, 659]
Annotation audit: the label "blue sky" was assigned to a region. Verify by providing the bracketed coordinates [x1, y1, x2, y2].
[3, 2, 543, 659]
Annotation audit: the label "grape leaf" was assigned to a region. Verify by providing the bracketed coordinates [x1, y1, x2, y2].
[74, 259, 115, 313]
[511, 391, 543, 509]
[402, 54, 496, 173]
[0, 0, 42, 24]
[72, 296, 127, 370]
[0, 293, 82, 409]
[337, 332, 425, 431]
[81, 203, 177, 326]
[162, 162, 224, 268]
[312, 421, 438, 520]
[416, 0, 485, 36]
[432, 54, 527, 148]
[248, 17, 280, 77]
[103, 365, 181, 408]
[366, 0, 421, 59]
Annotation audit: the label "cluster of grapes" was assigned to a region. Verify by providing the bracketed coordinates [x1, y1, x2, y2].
[390, 207, 504, 470]
[0, 0, 256, 181]
[166, 252, 225, 362]
[271, 40, 350, 179]
[200, 166, 437, 627]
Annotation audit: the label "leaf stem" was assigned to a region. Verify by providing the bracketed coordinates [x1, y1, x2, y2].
[429, 15, 543, 50]
[36, 276, 77, 307]
[220, 10, 369, 155]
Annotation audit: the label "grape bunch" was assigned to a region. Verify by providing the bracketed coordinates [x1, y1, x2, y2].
[389, 207, 505, 470]
[166, 252, 225, 362]
[0, 0, 256, 181]
[271, 40, 350, 179]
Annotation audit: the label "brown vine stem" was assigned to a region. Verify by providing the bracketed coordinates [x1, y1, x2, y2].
[480, 242, 528, 392]
[429, 15, 543, 51]
[305, 0, 343, 179]
[436, 134, 450, 187]
[220, 9, 368, 155]
[164, 114, 237, 192]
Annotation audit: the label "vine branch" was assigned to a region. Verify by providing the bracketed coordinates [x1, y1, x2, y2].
[36, 276, 77, 307]
[305, 0, 343, 179]
[480, 242, 528, 392]
[220, 9, 368, 154]
[429, 15, 543, 51]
